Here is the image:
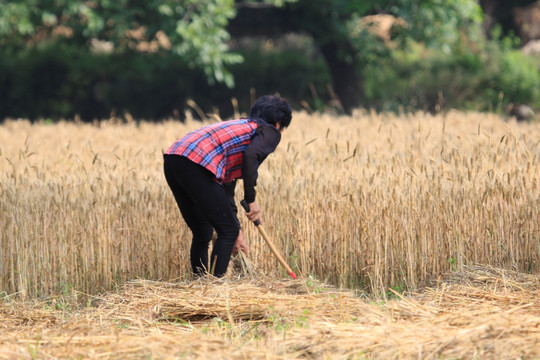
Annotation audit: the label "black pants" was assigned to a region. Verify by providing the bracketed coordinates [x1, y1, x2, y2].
[163, 154, 239, 277]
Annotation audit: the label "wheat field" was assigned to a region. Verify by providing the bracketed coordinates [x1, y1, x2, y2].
[0, 110, 539, 299]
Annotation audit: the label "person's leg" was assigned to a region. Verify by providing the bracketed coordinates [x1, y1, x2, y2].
[176, 164, 239, 277]
[164, 155, 213, 275]
[164, 155, 239, 277]
[200, 195, 240, 277]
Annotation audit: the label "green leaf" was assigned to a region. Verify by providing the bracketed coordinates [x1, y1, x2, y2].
[41, 12, 57, 26]
[158, 4, 174, 16]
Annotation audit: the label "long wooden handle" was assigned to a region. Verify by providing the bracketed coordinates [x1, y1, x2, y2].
[255, 224, 297, 279]
[240, 200, 297, 279]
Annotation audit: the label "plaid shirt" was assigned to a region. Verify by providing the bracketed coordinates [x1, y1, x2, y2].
[165, 118, 259, 183]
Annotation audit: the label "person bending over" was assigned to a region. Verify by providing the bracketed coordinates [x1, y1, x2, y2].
[163, 95, 292, 277]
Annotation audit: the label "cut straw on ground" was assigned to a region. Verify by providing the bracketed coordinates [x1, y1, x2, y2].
[1, 265, 538, 359]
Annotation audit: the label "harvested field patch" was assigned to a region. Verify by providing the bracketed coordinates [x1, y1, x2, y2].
[1, 265, 538, 359]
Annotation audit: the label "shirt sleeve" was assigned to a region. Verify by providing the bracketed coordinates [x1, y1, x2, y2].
[242, 124, 282, 203]
[222, 180, 240, 228]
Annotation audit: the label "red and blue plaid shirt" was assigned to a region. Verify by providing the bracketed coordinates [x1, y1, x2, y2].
[165, 118, 259, 183]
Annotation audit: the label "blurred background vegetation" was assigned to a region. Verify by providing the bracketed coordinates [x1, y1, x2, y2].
[0, 0, 538, 121]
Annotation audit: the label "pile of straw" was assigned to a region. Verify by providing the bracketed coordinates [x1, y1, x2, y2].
[1, 265, 538, 359]
[285, 265, 540, 359]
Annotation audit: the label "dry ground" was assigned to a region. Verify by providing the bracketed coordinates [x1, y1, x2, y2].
[1, 264, 539, 359]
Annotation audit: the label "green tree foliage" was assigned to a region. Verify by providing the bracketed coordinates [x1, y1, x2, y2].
[391, 0, 484, 51]
[0, 0, 483, 90]
[0, 0, 294, 87]
[275, 0, 485, 112]
[1, 0, 537, 120]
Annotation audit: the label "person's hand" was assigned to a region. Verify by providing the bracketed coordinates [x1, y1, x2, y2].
[246, 201, 262, 224]
[232, 229, 248, 255]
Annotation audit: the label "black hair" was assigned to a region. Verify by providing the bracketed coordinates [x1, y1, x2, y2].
[249, 95, 292, 128]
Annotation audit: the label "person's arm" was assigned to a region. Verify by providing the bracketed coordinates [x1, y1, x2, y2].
[242, 124, 281, 203]
[223, 180, 249, 255]
[232, 229, 248, 255]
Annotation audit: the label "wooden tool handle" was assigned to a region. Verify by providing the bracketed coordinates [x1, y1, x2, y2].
[256, 224, 297, 279]
[240, 199, 297, 279]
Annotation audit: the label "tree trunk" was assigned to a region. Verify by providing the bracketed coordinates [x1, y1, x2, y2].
[318, 42, 363, 113]
[228, 2, 363, 114]
[479, 0, 538, 39]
